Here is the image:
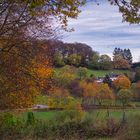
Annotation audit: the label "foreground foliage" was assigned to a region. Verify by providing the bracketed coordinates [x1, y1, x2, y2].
[0, 110, 140, 140]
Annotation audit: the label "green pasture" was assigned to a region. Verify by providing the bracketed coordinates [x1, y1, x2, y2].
[21, 109, 140, 121]
[54, 67, 130, 77]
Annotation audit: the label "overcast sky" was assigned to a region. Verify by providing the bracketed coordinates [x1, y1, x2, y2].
[63, 0, 140, 62]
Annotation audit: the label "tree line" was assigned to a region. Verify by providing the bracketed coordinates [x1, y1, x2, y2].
[50, 40, 133, 70]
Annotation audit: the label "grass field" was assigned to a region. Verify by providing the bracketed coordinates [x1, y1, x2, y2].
[55, 67, 130, 77]
[1, 109, 140, 140]
[21, 109, 140, 121]
[84, 69, 130, 77]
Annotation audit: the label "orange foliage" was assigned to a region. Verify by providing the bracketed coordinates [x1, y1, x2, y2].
[49, 87, 69, 97]
[0, 41, 53, 109]
[80, 81, 98, 97]
[80, 81, 115, 100]
[113, 75, 131, 90]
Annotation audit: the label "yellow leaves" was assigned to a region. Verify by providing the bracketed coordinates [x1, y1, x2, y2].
[97, 83, 115, 100]
[48, 95, 82, 110]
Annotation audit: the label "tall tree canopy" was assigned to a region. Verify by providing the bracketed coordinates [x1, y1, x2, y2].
[0, 39, 53, 109]
[0, 0, 85, 52]
[0, 0, 85, 109]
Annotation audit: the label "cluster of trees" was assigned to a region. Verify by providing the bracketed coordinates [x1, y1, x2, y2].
[113, 48, 132, 69]
[0, 0, 139, 109]
[0, 39, 54, 109]
[51, 40, 133, 70]
[50, 40, 94, 67]
[49, 65, 139, 108]
[50, 65, 140, 109]
[0, 0, 84, 109]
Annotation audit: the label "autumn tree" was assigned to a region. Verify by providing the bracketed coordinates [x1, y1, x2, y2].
[80, 81, 98, 105]
[49, 87, 69, 98]
[113, 75, 131, 91]
[113, 54, 131, 69]
[0, 0, 85, 109]
[79, 81, 115, 106]
[96, 83, 115, 105]
[80, 81, 97, 98]
[0, 40, 53, 109]
[113, 48, 132, 68]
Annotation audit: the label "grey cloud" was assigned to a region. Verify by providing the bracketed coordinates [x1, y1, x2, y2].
[63, 0, 140, 62]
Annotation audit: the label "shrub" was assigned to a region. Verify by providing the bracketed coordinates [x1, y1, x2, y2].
[118, 89, 133, 107]
[26, 112, 35, 125]
[48, 96, 82, 110]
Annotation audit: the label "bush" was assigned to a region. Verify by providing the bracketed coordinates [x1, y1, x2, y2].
[48, 96, 82, 110]
[0, 113, 30, 139]
[26, 112, 35, 125]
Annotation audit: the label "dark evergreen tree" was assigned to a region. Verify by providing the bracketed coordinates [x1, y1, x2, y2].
[103, 75, 112, 87]
[113, 48, 123, 59]
[123, 49, 133, 65]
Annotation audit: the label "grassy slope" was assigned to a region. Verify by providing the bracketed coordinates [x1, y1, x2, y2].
[54, 67, 130, 77]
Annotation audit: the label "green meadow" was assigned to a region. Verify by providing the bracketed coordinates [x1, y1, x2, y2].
[55, 67, 130, 77]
